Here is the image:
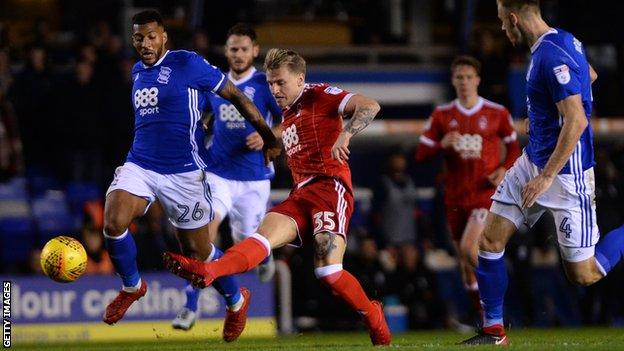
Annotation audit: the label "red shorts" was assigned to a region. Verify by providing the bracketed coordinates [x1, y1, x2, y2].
[270, 177, 354, 247]
[445, 204, 489, 242]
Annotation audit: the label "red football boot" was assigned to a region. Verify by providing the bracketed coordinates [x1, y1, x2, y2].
[364, 300, 392, 346]
[103, 279, 147, 324]
[222, 288, 251, 342]
[162, 252, 215, 288]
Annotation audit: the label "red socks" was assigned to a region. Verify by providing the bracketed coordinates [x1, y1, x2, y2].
[319, 269, 375, 316]
[209, 237, 268, 279]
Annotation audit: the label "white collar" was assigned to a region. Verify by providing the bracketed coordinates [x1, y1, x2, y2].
[454, 97, 484, 116]
[228, 67, 257, 85]
[531, 28, 558, 53]
[142, 50, 170, 69]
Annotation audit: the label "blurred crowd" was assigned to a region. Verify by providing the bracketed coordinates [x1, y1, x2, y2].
[2, 0, 624, 333]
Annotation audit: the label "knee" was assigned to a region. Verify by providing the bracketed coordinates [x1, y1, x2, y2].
[103, 213, 130, 237]
[313, 232, 336, 260]
[566, 269, 600, 287]
[479, 233, 505, 253]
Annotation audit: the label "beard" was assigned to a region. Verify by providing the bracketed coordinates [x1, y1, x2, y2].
[509, 25, 527, 48]
[229, 58, 253, 75]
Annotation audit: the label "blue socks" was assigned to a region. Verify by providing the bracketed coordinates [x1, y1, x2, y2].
[104, 230, 141, 288]
[594, 224, 624, 275]
[476, 250, 508, 328]
[184, 284, 199, 311]
[184, 244, 241, 311]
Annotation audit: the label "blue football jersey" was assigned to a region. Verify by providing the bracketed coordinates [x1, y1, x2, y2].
[127, 50, 226, 174]
[202, 67, 282, 181]
[525, 28, 595, 174]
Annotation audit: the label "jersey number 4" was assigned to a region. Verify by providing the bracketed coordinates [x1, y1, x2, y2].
[314, 211, 336, 232]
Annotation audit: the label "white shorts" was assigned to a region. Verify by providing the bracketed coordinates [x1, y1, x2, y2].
[490, 152, 600, 262]
[205, 172, 270, 242]
[106, 162, 214, 229]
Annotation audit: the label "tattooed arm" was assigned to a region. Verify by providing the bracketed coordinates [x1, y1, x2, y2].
[218, 80, 281, 162]
[331, 94, 381, 164]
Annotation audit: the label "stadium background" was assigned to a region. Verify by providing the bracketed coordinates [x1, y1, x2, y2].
[1, 0, 624, 346]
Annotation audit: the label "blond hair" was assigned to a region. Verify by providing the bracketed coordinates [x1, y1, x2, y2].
[263, 48, 306, 74]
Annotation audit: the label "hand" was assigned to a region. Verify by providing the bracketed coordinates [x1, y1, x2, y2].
[440, 131, 461, 149]
[521, 173, 554, 208]
[487, 167, 506, 187]
[246, 131, 264, 151]
[331, 132, 351, 164]
[262, 137, 281, 165]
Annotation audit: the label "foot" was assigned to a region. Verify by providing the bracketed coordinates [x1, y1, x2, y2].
[163, 252, 215, 288]
[172, 307, 198, 330]
[223, 287, 251, 342]
[103, 279, 147, 324]
[257, 254, 276, 282]
[458, 324, 509, 345]
[364, 301, 391, 346]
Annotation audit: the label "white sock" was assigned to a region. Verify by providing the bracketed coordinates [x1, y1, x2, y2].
[227, 294, 245, 312]
[122, 279, 142, 293]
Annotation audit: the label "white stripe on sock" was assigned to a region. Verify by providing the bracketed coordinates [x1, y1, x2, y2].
[250, 233, 271, 257]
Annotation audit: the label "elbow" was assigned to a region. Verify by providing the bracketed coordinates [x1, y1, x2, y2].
[579, 116, 589, 131]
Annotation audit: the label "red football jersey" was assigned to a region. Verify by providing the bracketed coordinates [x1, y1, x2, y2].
[281, 83, 354, 191]
[416, 97, 520, 208]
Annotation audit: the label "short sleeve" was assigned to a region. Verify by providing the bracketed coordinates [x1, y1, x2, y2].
[541, 47, 582, 103]
[186, 52, 227, 94]
[319, 85, 353, 116]
[419, 111, 442, 147]
[497, 109, 517, 143]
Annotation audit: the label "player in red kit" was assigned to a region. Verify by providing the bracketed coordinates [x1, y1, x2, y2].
[162, 48, 391, 346]
[416, 55, 520, 325]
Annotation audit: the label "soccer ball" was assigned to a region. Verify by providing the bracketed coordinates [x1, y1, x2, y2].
[40, 236, 88, 283]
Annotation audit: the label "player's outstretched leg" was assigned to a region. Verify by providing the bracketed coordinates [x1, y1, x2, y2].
[173, 244, 247, 339]
[103, 229, 147, 324]
[163, 233, 272, 288]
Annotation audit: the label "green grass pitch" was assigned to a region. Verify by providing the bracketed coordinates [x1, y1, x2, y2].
[11, 327, 624, 350]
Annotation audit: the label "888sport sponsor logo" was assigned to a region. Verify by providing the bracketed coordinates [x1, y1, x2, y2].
[134, 87, 159, 116]
[453, 134, 483, 159]
[283, 124, 301, 156]
[218, 104, 246, 129]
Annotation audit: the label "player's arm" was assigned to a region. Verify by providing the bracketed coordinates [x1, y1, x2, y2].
[331, 94, 381, 164]
[521, 94, 587, 208]
[218, 80, 280, 161]
[415, 111, 458, 162]
[246, 95, 283, 151]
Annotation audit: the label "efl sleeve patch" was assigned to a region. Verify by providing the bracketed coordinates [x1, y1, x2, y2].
[324, 86, 343, 95]
[553, 64, 571, 85]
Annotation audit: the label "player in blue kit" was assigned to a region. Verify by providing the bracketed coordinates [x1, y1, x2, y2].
[101, 11, 280, 342]
[460, 0, 624, 345]
[171, 24, 282, 330]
